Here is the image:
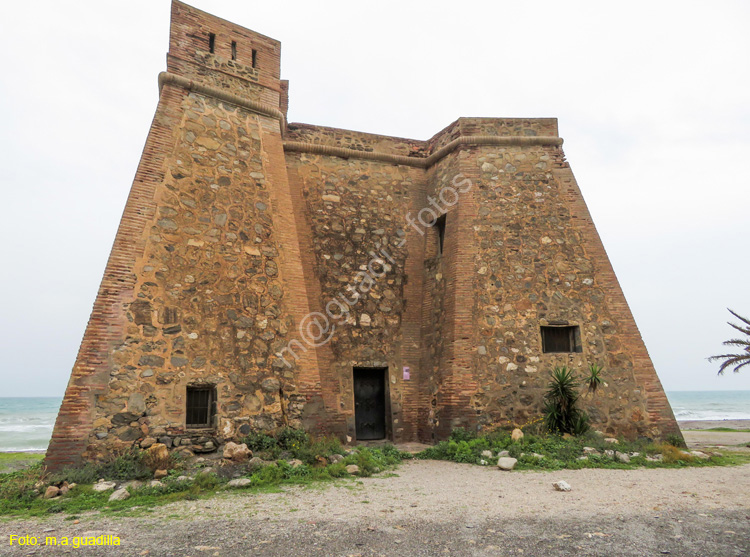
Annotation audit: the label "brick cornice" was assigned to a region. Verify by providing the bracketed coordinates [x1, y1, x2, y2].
[284, 135, 563, 169]
[159, 71, 563, 168]
[158, 71, 286, 129]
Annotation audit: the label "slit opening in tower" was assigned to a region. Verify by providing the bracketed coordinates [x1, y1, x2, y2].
[252, 49, 258, 68]
[433, 213, 446, 254]
[231, 41, 237, 61]
[208, 33, 216, 54]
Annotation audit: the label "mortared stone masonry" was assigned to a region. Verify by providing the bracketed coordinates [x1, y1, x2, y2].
[46, 1, 681, 471]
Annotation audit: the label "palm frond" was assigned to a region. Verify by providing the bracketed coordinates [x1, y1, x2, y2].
[727, 321, 750, 336]
[709, 309, 750, 375]
[710, 354, 750, 375]
[720, 338, 750, 348]
[728, 309, 750, 328]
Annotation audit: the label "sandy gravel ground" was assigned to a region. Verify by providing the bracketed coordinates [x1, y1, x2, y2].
[678, 420, 750, 451]
[2, 425, 749, 555]
[1, 460, 749, 556]
[678, 420, 750, 431]
[683, 431, 750, 450]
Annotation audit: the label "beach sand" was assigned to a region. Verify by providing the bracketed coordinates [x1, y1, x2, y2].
[678, 420, 750, 451]
[678, 419, 750, 431]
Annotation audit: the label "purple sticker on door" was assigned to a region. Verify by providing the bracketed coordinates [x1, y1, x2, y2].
[403, 366, 410, 380]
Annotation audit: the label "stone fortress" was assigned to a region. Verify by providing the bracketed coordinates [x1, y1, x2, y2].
[47, 1, 680, 471]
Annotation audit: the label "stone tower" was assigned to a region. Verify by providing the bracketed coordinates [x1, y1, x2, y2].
[46, 1, 680, 471]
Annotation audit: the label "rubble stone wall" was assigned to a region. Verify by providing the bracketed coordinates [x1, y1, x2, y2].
[46, 0, 680, 471]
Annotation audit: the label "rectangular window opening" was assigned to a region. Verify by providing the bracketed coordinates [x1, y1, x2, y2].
[433, 213, 446, 254]
[541, 325, 582, 353]
[208, 33, 216, 54]
[186, 385, 216, 428]
[231, 41, 237, 61]
[251, 49, 257, 68]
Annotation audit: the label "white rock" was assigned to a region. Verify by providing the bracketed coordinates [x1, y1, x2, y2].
[582, 447, 599, 455]
[511, 428, 524, 442]
[497, 450, 510, 458]
[604, 438, 618, 444]
[553, 480, 571, 492]
[577, 456, 589, 461]
[227, 478, 252, 488]
[690, 450, 710, 460]
[346, 464, 360, 475]
[148, 480, 164, 488]
[108, 488, 130, 502]
[615, 451, 630, 463]
[481, 450, 493, 459]
[497, 457, 517, 471]
[92, 481, 117, 492]
[646, 454, 663, 462]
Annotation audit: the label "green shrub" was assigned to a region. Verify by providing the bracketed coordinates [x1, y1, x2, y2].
[248, 464, 284, 486]
[415, 425, 743, 471]
[353, 449, 382, 477]
[543, 366, 589, 436]
[96, 450, 151, 481]
[586, 363, 603, 393]
[325, 462, 348, 478]
[244, 427, 346, 465]
[244, 431, 277, 453]
[0, 464, 42, 504]
[291, 435, 343, 465]
[49, 463, 99, 485]
[277, 427, 310, 451]
[194, 472, 221, 491]
[449, 427, 476, 443]
[660, 444, 694, 464]
[665, 433, 686, 448]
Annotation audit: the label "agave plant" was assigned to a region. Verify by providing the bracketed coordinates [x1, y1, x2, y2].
[543, 366, 589, 435]
[708, 309, 750, 375]
[586, 363, 603, 393]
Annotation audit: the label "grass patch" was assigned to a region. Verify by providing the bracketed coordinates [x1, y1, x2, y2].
[416, 427, 749, 471]
[0, 453, 45, 464]
[0, 431, 410, 519]
[0, 453, 45, 474]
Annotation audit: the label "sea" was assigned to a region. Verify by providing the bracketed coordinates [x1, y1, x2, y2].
[667, 390, 750, 422]
[1, 391, 749, 452]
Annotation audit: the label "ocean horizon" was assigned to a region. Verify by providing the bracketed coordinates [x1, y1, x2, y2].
[1, 391, 749, 452]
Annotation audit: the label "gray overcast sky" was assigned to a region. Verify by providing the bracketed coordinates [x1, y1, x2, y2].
[1, 1, 748, 397]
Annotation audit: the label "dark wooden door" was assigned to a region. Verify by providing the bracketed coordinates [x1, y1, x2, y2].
[353, 367, 386, 440]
